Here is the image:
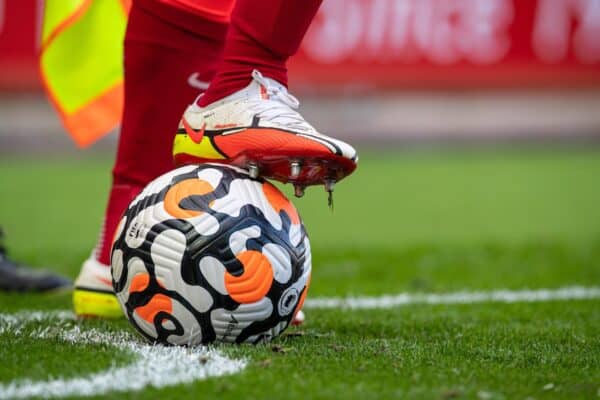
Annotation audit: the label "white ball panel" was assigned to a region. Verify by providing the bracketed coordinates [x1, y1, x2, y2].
[288, 224, 302, 247]
[179, 283, 213, 313]
[211, 179, 283, 230]
[229, 225, 261, 255]
[196, 167, 223, 189]
[151, 229, 186, 273]
[303, 237, 312, 273]
[187, 212, 220, 236]
[199, 256, 228, 295]
[263, 243, 292, 284]
[166, 300, 203, 346]
[210, 298, 273, 343]
[111, 249, 124, 283]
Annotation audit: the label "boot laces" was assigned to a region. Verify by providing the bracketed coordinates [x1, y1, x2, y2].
[248, 70, 313, 132]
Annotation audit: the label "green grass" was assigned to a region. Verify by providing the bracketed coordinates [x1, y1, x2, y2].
[0, 323, 131, 382]
[0, 148, 599, 399]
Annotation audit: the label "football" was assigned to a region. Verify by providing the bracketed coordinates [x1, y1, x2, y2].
[110, 164, 311, 345]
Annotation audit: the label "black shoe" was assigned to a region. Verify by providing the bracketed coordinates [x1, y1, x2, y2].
[0, 228, 72, 292]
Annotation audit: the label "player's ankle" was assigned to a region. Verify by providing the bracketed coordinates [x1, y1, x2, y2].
[198, 67, 288, 107]
[197, 23, 288, 107]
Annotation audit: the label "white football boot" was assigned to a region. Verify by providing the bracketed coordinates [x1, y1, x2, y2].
[73, 256, 122, 318]
[173, 69, 358, 201]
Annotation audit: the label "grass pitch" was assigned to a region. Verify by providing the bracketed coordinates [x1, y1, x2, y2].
[0, 148, 599, 399]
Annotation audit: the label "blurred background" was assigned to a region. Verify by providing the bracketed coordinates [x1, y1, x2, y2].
[1, 0, 600, 152]
[1, 0, 600, 278]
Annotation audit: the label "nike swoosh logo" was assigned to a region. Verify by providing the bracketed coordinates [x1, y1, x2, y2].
[96, 275, 113, 287]
[182, 117, 205, 144]
[187, 72, 210, 90]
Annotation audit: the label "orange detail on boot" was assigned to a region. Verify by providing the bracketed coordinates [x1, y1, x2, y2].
[213, 128, 331, 158]
[225, 250, 274, 304]
[182, 118, 205, 144]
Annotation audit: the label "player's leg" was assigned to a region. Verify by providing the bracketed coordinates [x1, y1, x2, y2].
[172, 0, 358, 199]
[73, 1, 229, 317]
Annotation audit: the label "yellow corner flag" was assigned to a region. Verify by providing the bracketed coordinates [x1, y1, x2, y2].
[40, 0, 130, 147]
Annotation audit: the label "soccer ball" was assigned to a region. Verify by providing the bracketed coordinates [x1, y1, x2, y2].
[110, 164, 311, 345]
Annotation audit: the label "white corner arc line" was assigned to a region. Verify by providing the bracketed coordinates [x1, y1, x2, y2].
[0, 311, 246, 399]
[304, 286, 600, 310]
[1, 287, 598, 397]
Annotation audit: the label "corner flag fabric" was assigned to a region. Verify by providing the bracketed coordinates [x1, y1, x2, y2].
[40, 0, 129, 147]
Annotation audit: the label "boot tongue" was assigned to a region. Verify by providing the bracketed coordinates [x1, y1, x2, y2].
[260, 76, 287, 95]
[245, 72, 287, 101]
[218, 71, 288, 104]
[224, 78, 266, 103]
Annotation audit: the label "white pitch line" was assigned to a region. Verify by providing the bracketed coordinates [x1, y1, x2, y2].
[1, 286, 598, 398]
[0, 311, 246, 399]
[304, 286, 600, 310]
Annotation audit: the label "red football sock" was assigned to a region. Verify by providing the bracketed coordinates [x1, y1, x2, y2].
[198, 0, 323, 106]
[94, 1, 228, 266]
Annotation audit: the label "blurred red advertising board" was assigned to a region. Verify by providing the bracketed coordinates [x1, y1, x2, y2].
[1, 0, 599, 91]
[291, 0, 600, 90]
[0, 0, 40, 90]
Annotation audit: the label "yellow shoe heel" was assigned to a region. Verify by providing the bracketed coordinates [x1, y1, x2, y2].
[73, 287, 123, 318]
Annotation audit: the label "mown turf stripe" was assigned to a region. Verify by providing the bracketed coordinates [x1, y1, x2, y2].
[0, 311, 246, 399]
[305, 286, 600, 309]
